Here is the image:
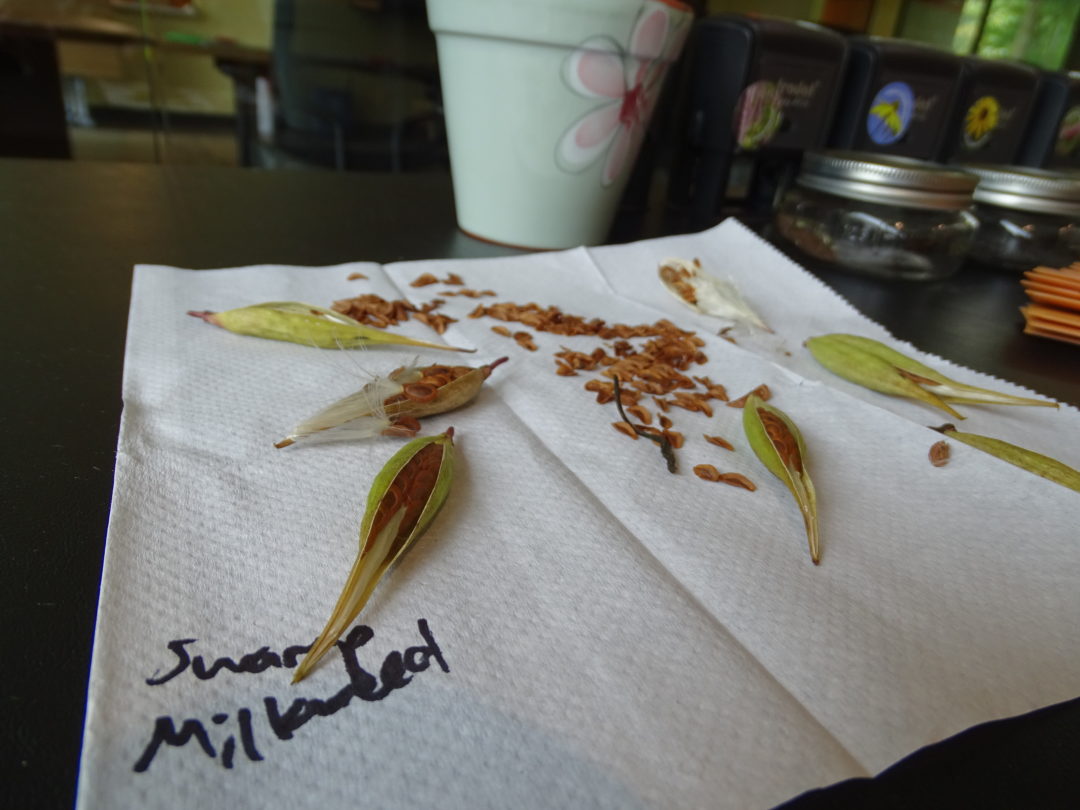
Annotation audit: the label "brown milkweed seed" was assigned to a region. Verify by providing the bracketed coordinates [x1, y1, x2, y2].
[693, 464, 722, 482]
[929, 440, 950, 467]
[704, 435, 735, 451]
[718, 473, 756, 491]
[513, 331, 538, 351]
[662, 430, 684, 449]
[612, 421, 639, 440]
[413, 311, 456, 334]
[381, 416, 421, 437]
[490, 325, 512, 337]
[555, 362, 577, 376]
[626, 405, 652, 425]
[410, 272, 439, 287]
[402, 383, 438, 403]
[659, 415, 673, 430]
[444, 272, 464, 285]
[727, 384, 772, 408]
[347, 272, 367, 281]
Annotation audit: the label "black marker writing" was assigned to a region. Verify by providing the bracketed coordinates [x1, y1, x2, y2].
[133, 619, 447, 773]
[146, 640, 311, 686]
[264, 619, 449, 741]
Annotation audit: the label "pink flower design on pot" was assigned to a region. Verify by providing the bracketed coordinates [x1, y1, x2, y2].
[557, 1, 690, 187]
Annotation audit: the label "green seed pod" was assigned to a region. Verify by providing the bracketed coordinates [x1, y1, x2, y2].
[743, 395, 821, 565]
[292, 429, 457, 683]
[188, 301, 473, 352]
[806, 334, 1057, 418]
[932, 424, 1080, 494]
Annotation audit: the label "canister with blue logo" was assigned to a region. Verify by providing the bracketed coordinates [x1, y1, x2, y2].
[829, 37, 962, 162]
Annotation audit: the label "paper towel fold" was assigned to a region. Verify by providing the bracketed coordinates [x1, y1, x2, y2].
[78, 221, 1080, 810]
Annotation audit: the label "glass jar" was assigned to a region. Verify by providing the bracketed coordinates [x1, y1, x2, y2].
[962, 166, 1080, 272]
[774, 150, 979, 281]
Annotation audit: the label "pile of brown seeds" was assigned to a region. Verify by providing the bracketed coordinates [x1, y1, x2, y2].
[466, 297, 760, 485]
[337, 273, 761, 487]
[331, 293, 459, 334]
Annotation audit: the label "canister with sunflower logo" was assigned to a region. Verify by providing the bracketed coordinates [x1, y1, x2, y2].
[963, 165, 1080, 272]
[943, 57, 1040, 165]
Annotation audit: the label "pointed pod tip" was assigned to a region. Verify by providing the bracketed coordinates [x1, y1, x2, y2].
[186, 310, 217, 324]
[274, 438, 294, 449]
[444, 426, 455, 441]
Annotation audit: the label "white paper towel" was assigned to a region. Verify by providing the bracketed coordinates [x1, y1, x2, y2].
[77, 221, 1080, 810]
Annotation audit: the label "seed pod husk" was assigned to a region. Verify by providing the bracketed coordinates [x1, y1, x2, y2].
[806, 334, 1057, 418]
[743, 395, 821, 564]
[292, 428, 456, 683]
[188, 301, 473, 352]
[274, 357, 507, 447]
[658, 257, 771, 331]
[931, 424, 1080, 493]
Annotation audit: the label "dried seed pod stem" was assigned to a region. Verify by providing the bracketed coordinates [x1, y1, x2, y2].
[743, 395, 821, 564]
[614, 375, 677, 473]
[931, 424, 1080, 493]
[189, 302, 473, 352]
[292, 429, 456, 683]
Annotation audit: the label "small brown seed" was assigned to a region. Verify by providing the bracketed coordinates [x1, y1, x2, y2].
[727, 384, 772, 408]
[381, 416, 421, 437]
[704, 435, 735, 451]
[662, 430, 684, 449]
[419, 374, 452, 388]
[402, 383, 438, 403]
[929, 440, 950, 467]
[555, 362, 577, 376]
[491, 325, 512, 337]
[693, 464, 722, 482]
[659, 415, 673, 429]
[410, 272, 439, 287]
[513, 331, 538, 351]
[626, 405, 652, 425]
[718, 473, 756, 491]
[612, 421, 639, 440]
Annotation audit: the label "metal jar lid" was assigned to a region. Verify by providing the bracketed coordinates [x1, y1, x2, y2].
[796, 150, 978, 210]
[962, 165, 1080, 217]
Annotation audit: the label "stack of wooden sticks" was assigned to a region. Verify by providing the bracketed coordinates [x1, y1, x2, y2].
[1020, 262, 1080, 346]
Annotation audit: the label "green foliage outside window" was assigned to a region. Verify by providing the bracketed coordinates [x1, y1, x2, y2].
[951, 0, 1080, 69]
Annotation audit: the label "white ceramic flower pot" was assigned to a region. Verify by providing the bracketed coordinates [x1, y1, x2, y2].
[427, 0, 692, 249]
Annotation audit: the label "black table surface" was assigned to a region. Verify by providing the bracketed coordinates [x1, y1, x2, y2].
[3, 158, 1077, 809]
